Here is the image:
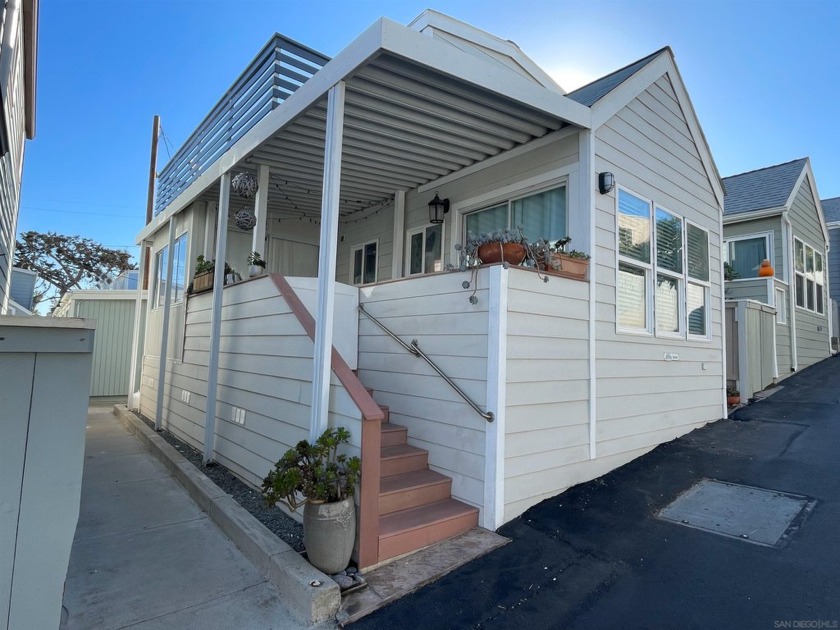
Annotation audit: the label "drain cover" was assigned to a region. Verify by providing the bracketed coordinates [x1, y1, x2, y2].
[658, 479, 814, 547]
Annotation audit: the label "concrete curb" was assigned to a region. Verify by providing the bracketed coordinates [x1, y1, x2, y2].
[112, 405, 340, 625]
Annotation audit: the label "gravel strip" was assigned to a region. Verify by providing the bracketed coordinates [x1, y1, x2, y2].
[139, 415, 304, 552]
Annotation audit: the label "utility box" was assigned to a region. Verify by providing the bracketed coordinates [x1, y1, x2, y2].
[0, 317, 95, 630]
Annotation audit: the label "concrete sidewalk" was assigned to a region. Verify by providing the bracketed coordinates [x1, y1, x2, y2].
[61, 404, 310, 630]
[355, 356, 840, 629]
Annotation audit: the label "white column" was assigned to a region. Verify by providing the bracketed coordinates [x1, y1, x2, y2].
[127, 240, 148, 410]
[580, 130, 597, 460]
[483, 265, 507, 530]
[310, 82, 345, 442]
[253, 164, 269, 258]
[154, 219, 176, 431]
[203, 174, 231, 463]
[205, 201, 217, 259]
[391, 190, 406, 279]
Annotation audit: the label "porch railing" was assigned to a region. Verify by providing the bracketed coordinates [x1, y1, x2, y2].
[359, 303, 494, 422]
[154, 35, 330, 215]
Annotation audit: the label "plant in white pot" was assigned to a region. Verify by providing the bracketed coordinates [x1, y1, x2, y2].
[261, 427, 360, 575]
[247, 251, 266, 277]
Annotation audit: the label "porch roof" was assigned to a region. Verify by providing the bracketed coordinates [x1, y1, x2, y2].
[138, 16, 591, 242]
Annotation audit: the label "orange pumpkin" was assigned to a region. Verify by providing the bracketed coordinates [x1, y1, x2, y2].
[758, 259, 774, 277]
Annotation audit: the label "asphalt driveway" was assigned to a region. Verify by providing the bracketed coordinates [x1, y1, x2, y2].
[354, 356, 840, 629]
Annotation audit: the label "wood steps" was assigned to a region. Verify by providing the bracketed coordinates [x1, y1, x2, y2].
[371, 400, 478, 564]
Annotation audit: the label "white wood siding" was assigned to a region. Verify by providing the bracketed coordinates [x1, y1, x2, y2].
[139, 275, 363, 498]
[788, 181, 831, 369]
[503, 269, 590, 520]
[725, 278, 773, 303]
[593, 74, 724, 463]
[357, 272, 491, 512]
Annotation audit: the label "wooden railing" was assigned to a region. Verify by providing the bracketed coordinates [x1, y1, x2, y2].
[269, 274, 383, 569]
[154, 36, 329, 215]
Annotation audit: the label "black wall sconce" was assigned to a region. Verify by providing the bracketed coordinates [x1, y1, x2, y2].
[598, 172, 615, 194]
[428, 192, 450, 224]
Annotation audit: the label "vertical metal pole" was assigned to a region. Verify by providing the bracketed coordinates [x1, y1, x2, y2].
[127, 241, 147, 409]
[204, 174, 231, 463]
[143, 115, 160, 290]
[154, 219, 176, 431]
[253, 164, 269, 259]
[310, 82, 345, 442]
[391, 190, 406, 279]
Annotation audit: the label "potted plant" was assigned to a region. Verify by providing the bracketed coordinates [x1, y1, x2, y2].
[723, 261, 739, 281]
[247, 251, 267, 278]
[532, 237, 590, 279]
[727, 386, 741, 406]
[262, 427, 361, 575]
[193, 255, 215, 292]
[454, 227, 529, 267]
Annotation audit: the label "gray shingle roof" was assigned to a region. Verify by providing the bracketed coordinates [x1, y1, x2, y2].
[722, 158, 807, 216]
[566, 48, 666, 107]
[823, 197, 840, 223]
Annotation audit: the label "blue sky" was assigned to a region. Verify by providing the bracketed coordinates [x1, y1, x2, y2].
[18, 0, 840, 264]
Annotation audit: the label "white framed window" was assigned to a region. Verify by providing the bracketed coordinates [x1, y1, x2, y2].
[350, 240, 378, 285]
[406, 224, 443, 276]
[723, 233, 772, 279]
[794, 238, 825, 314]
[616, 188, 711, 340]
[463, 184, 567, 244]
[153, 233, 188, 308]
[775, 287, 787, 325]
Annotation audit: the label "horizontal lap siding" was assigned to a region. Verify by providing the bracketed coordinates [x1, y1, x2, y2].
[76, 299, 136, 396]
[139, 276, 363, 492]
[503, 270, 590, 521]
[358, 272, 490, 511]
[337, 201, 395, 283]
[593, 74, 724, 462]
[725, 279, 772, 302]
[789, 181, 831, 368]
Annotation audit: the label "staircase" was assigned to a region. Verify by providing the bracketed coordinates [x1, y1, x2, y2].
[374, 403, 479, 563]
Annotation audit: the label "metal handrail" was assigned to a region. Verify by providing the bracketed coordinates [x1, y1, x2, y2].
[358, 303, 494, 422]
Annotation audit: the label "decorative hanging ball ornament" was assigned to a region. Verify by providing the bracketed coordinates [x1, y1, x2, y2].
[231, 172, 259, 198]
[235, 209, 257, 230]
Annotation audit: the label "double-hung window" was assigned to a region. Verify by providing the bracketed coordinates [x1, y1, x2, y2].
[617, 188, 710, 340]
[153, 233, 188, 308]
[794, 238, 825, 314]
[351, 240, 378, 285]
[464, 185, 567, 244]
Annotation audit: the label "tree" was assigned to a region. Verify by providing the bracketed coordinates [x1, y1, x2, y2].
[14, 231, 136, 311]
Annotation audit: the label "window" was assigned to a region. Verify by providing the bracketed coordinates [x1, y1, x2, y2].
[616, 188, 711, 340]
[775, 287, 787, 325]
[153, 233, 188, 308]
[351, 241, 377, 285]
[794, 238, 825, 314]
[725, 234, 770, 279]
[464, 185, 567, 243]
[407, 224, 443, 275]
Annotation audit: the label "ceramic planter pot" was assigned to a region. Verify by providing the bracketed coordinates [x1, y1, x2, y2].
[541, 253, 589, 280]
[248, 264, 265, 278]
[727, 395, 741, 406]
[303, 499, 356, 574]
[477, 242, 527, 265]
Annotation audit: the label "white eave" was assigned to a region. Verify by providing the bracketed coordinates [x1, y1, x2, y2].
[137, 16, 591, 242]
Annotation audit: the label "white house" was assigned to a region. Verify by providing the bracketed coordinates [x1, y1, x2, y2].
[132, 11, 726, 570]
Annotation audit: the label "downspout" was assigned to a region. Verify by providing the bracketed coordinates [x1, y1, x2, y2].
[580, 130, 597, 459]
[783, 211, 798, 371]
[203, 173, 231, 464]
[154, 219, 176, 431]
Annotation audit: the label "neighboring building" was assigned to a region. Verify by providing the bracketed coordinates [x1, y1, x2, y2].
[7, 265, 35, 314]
[0, 0, 38, 314]
[722, 158, 831, 393]
[95, 268, 140, 291]
[134, 11, 725, 572]
[823, 196, 840, 348]
[53, 288, 147, 397]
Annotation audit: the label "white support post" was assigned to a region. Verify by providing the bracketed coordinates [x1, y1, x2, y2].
[483, 265, 507, 530]
[310, 82, 345, 442]
[154, 219, 176, 431]
[203, 174, 231, 463]
[127, 241, 148, 410]
[253, 164, 269, 257]
[391, 190, 406, 279]
[580, 130, 597, 460]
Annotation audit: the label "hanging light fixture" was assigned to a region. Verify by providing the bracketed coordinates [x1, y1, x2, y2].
[428, 192, 450, 224]
[235, 209, 257, 230]
[598, 172, 615, 195]
[232, 172, 259, 198]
